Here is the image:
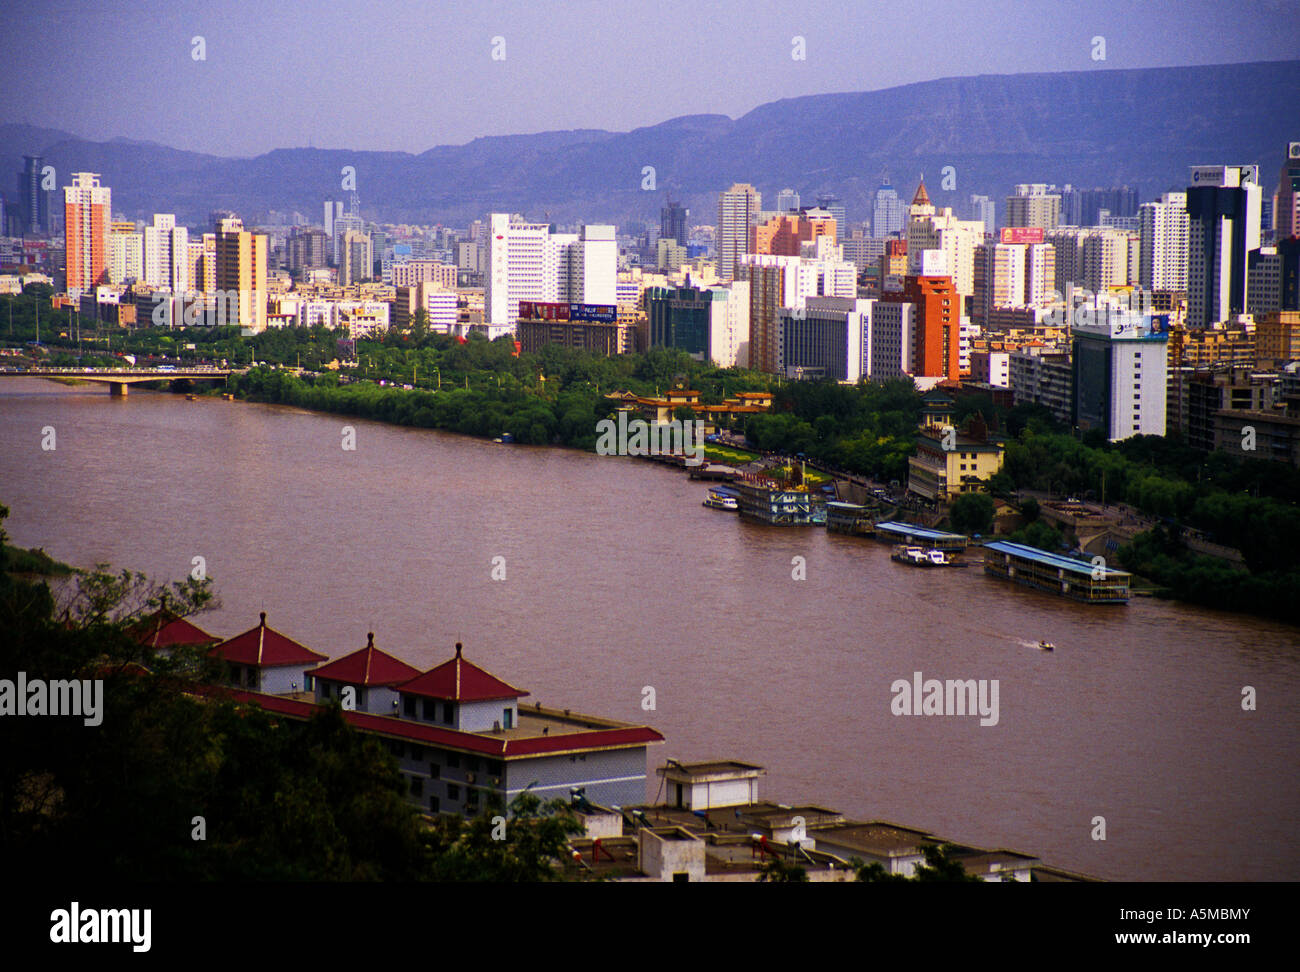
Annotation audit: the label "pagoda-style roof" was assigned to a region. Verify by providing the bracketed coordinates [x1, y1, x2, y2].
[211, 612, 327, 668]
[306, 632, 422, 687]
[396, 643, 529, 703]
[130, 609, 219, 650]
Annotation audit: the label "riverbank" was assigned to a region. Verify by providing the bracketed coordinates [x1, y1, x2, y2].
[4, 544, 75, 576]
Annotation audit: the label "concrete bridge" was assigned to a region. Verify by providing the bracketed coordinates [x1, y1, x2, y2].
[0, 366, 232, 396]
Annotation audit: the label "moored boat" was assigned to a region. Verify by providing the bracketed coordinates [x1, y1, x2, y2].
[703, 486, 739, 511]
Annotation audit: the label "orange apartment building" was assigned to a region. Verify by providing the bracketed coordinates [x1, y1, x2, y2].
[883, 274, 960, 381]
[749, 214, 836, 257]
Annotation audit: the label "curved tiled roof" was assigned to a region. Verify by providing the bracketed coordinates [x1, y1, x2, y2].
[130, 610, 219, 650]
[211, 612, 327, 668]
[396, 642, 528, 702]
[306, 632, 422, 687]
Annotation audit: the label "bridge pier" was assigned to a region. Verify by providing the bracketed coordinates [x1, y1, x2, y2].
[109, 382, 129, 397]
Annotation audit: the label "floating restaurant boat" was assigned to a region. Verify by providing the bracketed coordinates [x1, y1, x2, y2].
[825, 501, 875, 536]
[733, 478, 826, 526]
[703, 486, 740, 511]
[982, 540, 1130, 604]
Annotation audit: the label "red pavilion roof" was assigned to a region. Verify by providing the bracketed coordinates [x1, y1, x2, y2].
[130, 610, 219, 650]
[396, 643, 528, 703]
[211, 612, 327, 668]
[306, 632, 422, 687]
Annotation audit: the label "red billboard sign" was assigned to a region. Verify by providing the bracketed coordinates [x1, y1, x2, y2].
[1000, 227, 1045, 245]
[517, 301, 569, 321]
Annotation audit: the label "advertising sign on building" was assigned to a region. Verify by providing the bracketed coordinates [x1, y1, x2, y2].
[569, 303, 617, 322]
[1189, 166, 1228, 187]
[518, 301, 570, 321]
[1000, 227, 1045, 244]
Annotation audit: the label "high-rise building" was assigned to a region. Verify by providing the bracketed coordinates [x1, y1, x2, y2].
[330, 213, 365, 265]
[780, 296, 878, 381]
[201, 233, 217, 293]
[63, 172, 111, 292]
[143, 214, 190, 292]
[882, 274, 961, 381]
[660, 196, 689, 246]
[108, 222, 143, 285]
[776, 188, 801, 213]
[338, 230, 373, 286]
[816, 195, 846, 242]
[485, 213, 551, 336]
[1277, 141, 1300, 240]
[1186, 165, 1263, 328]
[970, 195, 996, 235]
[645, 282, 750, 367]
[750, 213, 836, 256]
[743, 256, 812, 374]
[18, 156, 50, 235]
[215, 217, 268, 332]
[1138, 192, 1189, 292]
[905, 180, 986, 299]
[717, 184, 761, 283]
[483, 214, 616, 336]
[973, 238, 1056, 324]
[567, 224, 617, 305]
[288, 227, 329, 274]
[1079, 228, 1133, 295]
[1072, 307, 1169, 440]
[872, 180, 904, 238]
[1006, 184, 1062, 231]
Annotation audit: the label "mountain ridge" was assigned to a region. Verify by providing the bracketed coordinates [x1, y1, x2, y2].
[2, 59, 1296, 228]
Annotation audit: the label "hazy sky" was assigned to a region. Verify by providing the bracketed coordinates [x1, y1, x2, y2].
[4, 0, 1298, 157]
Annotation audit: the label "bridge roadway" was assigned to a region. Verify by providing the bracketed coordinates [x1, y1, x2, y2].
[0, 366, 233, 396]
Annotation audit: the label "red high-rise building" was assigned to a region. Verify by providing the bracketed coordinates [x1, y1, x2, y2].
[883, 274, 960, 381]
[64, 172, 111, 291]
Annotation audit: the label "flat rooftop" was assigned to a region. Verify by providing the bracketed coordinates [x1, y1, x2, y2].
[657, 760, 765, 778]
[984, 540, 1132, 579]
[875, 521, 968, 541]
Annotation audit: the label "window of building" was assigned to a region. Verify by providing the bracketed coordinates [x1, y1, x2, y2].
[410, 776, 423, 796]
[429, 795, 440, 812]
[467, 756, 479, 773]
[422, 698, 437, 720]
[429, 762, 440, 779]
[502, 708, 514, 730]
[447, 752, 460, 769]
[320, 681, 331, 699]
[411, 745, 423, 761]
[247, 669, 258, 690]
[403, 695, 416, 718]
[443, 702, 455, 725]
[447, 784, 460, 800]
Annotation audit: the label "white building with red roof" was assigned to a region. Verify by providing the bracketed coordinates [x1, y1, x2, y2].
[306, 632, 420, 715]
[220, 639, 663, 818]
[395, 642, 527, 732]
[210, 611, 327, 695]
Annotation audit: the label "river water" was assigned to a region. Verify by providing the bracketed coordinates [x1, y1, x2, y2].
[2, 378, 1297, 881]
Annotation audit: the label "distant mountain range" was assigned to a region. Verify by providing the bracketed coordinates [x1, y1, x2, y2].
[3, 59, 1298, 230]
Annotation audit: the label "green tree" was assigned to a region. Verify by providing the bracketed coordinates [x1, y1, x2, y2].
[423, 792, 584, 881]
[950, 492, 995, 535]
